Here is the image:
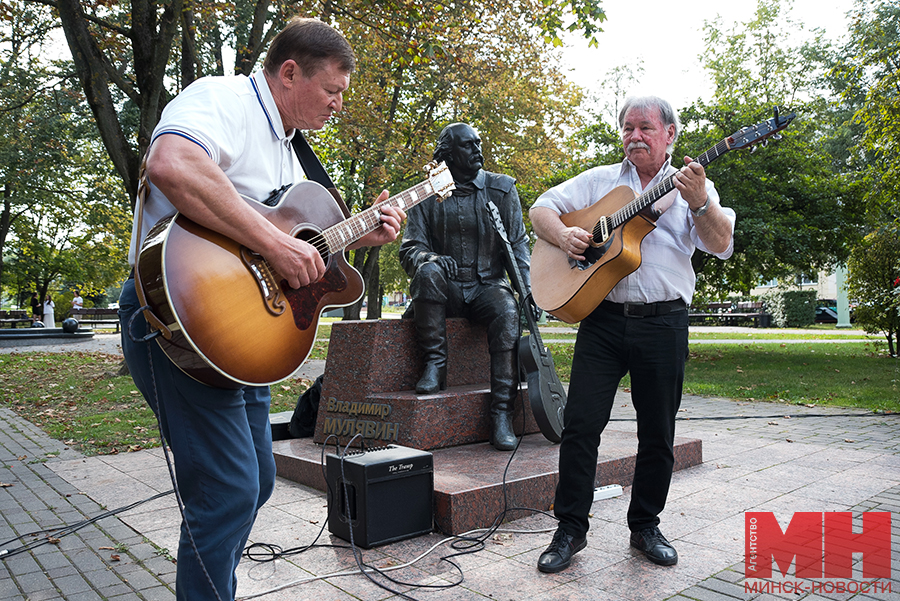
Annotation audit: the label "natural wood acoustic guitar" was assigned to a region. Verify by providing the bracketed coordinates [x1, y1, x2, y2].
[136, 161, 455, 388]
[531, 109, 795, 323]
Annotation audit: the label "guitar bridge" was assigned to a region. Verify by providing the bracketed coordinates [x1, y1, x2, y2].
[240, 247, 287, 316]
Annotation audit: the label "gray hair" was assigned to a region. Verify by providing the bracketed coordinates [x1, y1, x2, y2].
[618, 96, 680, 153]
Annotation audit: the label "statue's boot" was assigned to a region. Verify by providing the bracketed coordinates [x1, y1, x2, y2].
[414, 301, 447, 394]
[489, 349, 518, 451]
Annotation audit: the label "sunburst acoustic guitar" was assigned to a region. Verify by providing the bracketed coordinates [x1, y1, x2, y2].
[136, 161, 455, 388]
[531, 109, 795, 324]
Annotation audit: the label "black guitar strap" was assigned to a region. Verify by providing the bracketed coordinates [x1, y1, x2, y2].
[290, 132, 351, 218]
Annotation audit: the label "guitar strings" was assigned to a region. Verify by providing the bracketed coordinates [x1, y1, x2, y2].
[595, 138, 730, 239]
[307, 181, 431, 255]
[257, 182, 431, 280]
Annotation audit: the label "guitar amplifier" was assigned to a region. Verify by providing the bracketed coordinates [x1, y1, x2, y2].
[326, 445, 434, 548]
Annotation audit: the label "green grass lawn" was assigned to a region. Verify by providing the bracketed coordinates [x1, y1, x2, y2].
[546, 340, 898, 412]
[0, 330, 896, 456]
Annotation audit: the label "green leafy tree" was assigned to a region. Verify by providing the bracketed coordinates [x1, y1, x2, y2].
[320, 0, 602, 317]
[830, 0, 900, 226]
[31, 0, 606, 201]
[1, 2, 129, 302]
[845, 226, 900, 357]
[30, 0, 606, 319]
[682, 0, 866, 296]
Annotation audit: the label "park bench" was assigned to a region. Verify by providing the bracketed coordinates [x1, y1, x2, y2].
[71, 307, 120, 332]
[0, 310, 32, 328]
[689, 301, 770, 328]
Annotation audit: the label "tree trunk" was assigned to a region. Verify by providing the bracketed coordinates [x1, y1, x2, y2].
[55, 0, 143, 203]
[344, 249, 365, 320]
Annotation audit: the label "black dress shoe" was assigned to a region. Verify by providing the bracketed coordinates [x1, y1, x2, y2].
[630, 526, 678, 566]
[537, 527, 587, 573]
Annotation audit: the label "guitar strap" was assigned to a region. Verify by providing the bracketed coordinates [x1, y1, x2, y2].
[133, 158, 174, 340]
[290, 132, 351, 219]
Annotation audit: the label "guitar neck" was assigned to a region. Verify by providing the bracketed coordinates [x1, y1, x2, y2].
[486, 201, 544, 346]
[609, 137, 732, 229]
[321, 180, 436, 252]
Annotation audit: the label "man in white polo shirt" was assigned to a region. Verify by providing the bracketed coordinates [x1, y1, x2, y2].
[118, 18, 404, 601]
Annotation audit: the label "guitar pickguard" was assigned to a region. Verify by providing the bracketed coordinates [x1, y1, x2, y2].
[281, 262, 349, 330]
[568, 233, 615, 271]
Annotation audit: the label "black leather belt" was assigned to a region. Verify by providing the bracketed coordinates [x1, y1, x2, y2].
[600, 299, 686, 318]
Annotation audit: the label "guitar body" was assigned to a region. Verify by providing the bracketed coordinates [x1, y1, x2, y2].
[137, 181, 363, 388]
[519, 334, 567, 443]
[531, 186, 656, 323]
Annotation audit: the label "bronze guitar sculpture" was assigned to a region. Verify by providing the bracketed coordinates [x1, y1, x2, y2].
[487, 200, 567, 443]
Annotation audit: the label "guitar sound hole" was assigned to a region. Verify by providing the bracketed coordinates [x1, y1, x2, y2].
[295, 229, 331, 264]
[569, 236, 612, 270]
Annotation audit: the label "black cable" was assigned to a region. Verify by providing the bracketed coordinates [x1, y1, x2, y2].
[129, 306, 224, 601]
[242, 350, 559, 599]
[0, 489, 174, 559]
[244, 434, 351, 562]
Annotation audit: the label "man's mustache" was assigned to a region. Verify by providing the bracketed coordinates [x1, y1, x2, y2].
[627, 142, 650, 153]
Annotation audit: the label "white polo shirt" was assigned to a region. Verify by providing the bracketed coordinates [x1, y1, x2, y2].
[533, 157, 736, 305]
[128, 70, 307, 264]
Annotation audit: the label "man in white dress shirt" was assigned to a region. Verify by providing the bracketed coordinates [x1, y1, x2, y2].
[530, 96, 735, 572]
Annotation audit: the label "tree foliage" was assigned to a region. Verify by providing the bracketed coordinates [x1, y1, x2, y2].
[317, 0, 599, 315]
[845, 226, 900, 357]
[831, 0, 900, 226]
[28, 0, 606, 318]
[1, 1, 130, 304]
[682, 0, 866, 296]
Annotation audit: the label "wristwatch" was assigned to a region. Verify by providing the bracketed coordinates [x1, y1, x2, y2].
[691, 196, 711, 217]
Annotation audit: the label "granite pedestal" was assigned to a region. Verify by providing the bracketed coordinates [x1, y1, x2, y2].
[273, 318, 703, 535]
[311, 318, 541, 450]
[273, 432, 702, 535]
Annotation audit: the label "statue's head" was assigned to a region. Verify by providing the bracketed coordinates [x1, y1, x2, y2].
[433, 123, 483, 184]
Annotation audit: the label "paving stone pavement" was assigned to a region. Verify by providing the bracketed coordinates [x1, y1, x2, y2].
[1, 332, 898, 600]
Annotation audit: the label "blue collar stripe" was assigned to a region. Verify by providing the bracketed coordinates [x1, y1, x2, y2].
[250, 75, 280, 139]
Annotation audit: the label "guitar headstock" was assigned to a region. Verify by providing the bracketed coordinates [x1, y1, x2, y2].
[728, 107, 796, 152]
[425, 161, 455, 202]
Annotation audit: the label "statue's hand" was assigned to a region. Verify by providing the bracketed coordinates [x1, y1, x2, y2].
[419, 252, 458, 279]
[434, 255, 458, 279]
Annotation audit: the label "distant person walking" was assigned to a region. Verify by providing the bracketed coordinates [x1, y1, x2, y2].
[30, 292, 41, 324]
[71, 291, 83, 312]
[42, 294, 55, 328]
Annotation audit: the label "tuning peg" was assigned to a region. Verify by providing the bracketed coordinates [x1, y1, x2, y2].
[750, 145, 758, 154]
[772, 134, 783, 141]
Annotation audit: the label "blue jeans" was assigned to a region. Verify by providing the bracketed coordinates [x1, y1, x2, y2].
[119, 278, 276, 601]
[553, 304, 689, 537]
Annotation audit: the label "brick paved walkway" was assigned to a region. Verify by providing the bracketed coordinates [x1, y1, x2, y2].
[1, 332, 898, 600]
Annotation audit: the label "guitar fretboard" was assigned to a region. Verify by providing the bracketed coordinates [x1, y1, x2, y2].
[318, 180, 436, 253]
[595, 138, 733, 239]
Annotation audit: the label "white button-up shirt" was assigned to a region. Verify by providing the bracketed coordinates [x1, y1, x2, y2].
[533, 157, 735, 305]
